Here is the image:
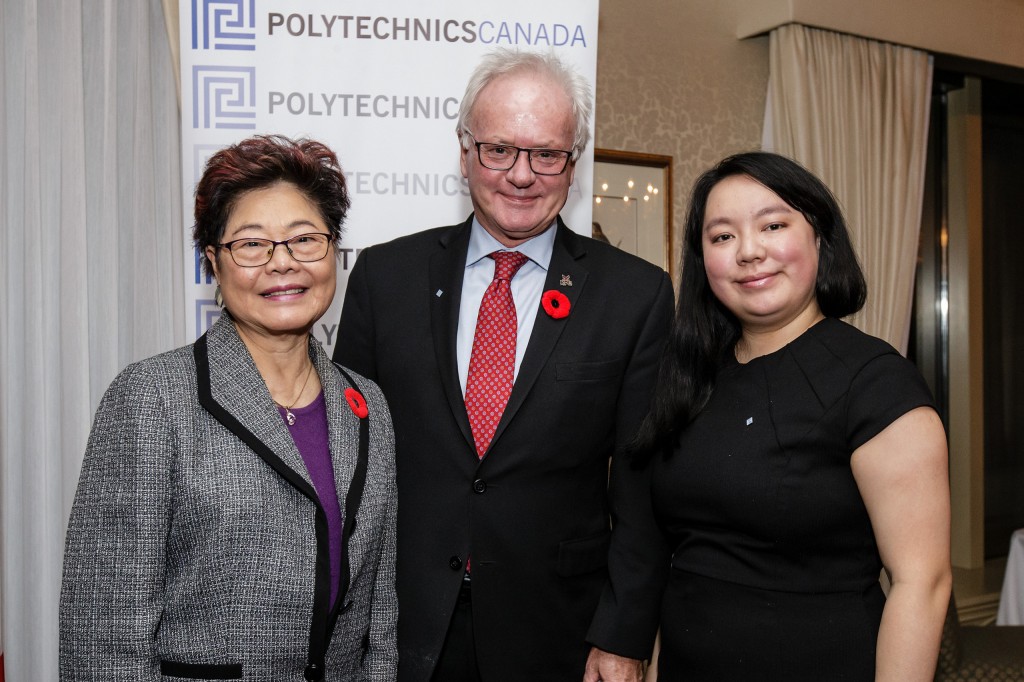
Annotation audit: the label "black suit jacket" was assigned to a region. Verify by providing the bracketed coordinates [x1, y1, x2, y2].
[334, 216, 673, 681]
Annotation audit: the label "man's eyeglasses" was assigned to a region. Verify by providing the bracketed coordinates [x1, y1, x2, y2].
[217, 233, 332, 267]
[464, 131, 574, 176]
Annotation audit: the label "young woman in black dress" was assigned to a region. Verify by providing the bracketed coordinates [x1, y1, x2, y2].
[618, 152, 950, 680]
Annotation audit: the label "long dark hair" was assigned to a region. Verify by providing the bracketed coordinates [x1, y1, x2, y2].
[631, 151, 867, 457]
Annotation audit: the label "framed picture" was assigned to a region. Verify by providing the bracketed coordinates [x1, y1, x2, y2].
[592, 149, 673, 275]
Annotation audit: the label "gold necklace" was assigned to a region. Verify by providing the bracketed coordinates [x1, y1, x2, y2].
[274, 361, 314, 426]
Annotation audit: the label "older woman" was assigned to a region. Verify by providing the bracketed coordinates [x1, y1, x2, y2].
[604, 152, 950, 680]
[59, 135, 397, 681]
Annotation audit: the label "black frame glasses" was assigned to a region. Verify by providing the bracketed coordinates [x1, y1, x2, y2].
[464, 131, 575, 176]
[217, 232, 333, 267]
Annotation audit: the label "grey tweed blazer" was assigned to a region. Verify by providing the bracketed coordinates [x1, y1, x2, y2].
[60, 314, 398, 681]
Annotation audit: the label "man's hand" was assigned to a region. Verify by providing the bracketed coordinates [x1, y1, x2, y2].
[583, 647, 644, 682]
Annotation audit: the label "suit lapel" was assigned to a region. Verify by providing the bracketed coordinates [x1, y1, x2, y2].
[429, 218, 477, 453]
[487, 220, 588, 453]
[316, 345, 358, 518]
[317, 344, 364, 609]
[197, 314, 316, 493]
[196, 315, 348, 647]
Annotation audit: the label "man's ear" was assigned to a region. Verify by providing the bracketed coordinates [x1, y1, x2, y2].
[459, 140, 471, 179]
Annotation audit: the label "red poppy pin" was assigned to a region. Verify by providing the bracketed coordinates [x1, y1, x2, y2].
[541, 290, 571, 319]
[344, 388, 369, 419]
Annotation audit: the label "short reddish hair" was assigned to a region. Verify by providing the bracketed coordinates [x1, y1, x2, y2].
[193, 135, 350, 277]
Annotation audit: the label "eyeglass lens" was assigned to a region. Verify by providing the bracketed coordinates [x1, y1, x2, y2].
[478, 144, 570, 174]
[227, 234, 330, 267]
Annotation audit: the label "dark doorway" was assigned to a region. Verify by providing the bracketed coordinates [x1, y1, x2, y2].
[913, 68, 1024, 561]
[981, 78, 1024, 559]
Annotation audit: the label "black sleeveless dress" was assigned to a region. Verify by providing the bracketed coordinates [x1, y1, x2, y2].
[652, 318, 934, 680]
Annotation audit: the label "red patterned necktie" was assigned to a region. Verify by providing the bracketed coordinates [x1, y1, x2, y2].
[464, 251, 530, 458]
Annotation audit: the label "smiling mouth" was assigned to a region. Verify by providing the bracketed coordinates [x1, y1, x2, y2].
[738, 274, 774, 285]
[261, 288, 306, 298]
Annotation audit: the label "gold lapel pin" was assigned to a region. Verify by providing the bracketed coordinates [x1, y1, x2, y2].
[559, 274, 573, 287]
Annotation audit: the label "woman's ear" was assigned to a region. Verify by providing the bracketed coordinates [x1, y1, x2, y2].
[205, 246, 225, 308]
[205, 246, 221, 280]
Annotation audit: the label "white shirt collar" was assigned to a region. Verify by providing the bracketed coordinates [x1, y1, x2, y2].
[465, 216, 556, 271]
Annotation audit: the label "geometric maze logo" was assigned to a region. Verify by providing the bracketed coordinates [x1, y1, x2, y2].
[191, 0, 256, 51]
[196, 298, 222, 337]
[192, 66, 256, 129]
[192, 143, 225, 182]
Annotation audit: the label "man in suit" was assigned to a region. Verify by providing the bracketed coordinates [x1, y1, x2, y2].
[334, 48, 672, 682]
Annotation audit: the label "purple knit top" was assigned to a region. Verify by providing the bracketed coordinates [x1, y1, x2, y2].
[278, 391, 343, 609]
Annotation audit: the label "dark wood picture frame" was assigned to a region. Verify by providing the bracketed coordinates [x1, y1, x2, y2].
[592, 149, 674, 275]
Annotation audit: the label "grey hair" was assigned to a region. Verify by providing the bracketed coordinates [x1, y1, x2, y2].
[456, 48, 592, 161]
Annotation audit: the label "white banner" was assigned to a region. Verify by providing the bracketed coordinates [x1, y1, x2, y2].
[179, 0, 600, 353]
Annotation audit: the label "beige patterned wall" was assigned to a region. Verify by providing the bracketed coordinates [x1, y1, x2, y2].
[596, 0, 1024, 277]
[595, 0, 770, 276]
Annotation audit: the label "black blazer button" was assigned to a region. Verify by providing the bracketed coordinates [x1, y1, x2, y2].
[304, 662, 324, 680]
[449, 555, 463, 570]
[472, 479, 486, 493]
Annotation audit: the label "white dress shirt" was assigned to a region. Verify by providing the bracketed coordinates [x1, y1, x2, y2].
[456, 218, 556, 395]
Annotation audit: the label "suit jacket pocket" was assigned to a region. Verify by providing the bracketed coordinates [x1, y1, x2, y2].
[160, 660, 243, 680]
[555, 360, 622, 382]
[556, 531, 611, 577]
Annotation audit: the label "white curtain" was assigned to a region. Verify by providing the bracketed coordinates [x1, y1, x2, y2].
[763, 23, 933, 354]
[0, 1, 183, 678]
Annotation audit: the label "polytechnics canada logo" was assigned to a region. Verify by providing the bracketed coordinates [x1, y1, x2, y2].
[192, 0, 256, 50]
[193, 144, 224, 332]
[191, 0, 257, 130]
[189, 0, 257, 334]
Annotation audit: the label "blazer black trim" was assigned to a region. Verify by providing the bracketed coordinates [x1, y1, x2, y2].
[193, 336, 370, 678]
[159, 660, 243, 679]
[331, 363, 371, 630]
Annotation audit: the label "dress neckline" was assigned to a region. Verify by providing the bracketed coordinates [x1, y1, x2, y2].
[729, 317, 833, 368]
